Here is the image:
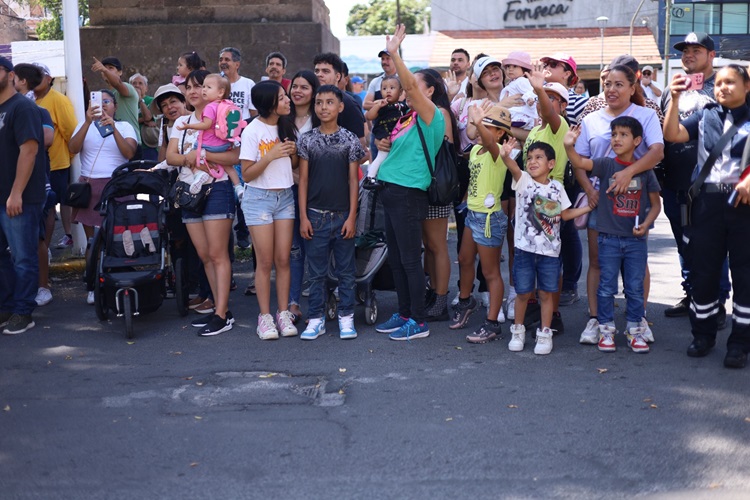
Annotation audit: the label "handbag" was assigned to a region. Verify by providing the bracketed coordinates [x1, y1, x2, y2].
[63, 182, 92, 208]
[169, 179, 214, 213]
[415, 118, 459, 206]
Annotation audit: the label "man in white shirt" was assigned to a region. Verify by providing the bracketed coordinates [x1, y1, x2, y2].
[641, 65, 662, 101]
[363, 50, 397, 111]
[219, 47, 257, 120]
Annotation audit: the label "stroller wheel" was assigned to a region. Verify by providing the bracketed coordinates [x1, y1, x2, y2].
[325, 291, 338, 321]
[123, 290, 135, 339]
[94, 277, 109, 321]
[365, 297, 378, 325]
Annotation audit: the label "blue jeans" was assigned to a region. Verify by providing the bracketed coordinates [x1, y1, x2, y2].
[0, 204, 42, 315]
[560, 218, 582, 292]
[597, 233, 647, 325]
[289, 185, 306, 306]
[304, 209, 356, 319]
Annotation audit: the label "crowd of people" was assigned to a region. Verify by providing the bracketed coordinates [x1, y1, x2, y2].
[2, 26, 750, 369]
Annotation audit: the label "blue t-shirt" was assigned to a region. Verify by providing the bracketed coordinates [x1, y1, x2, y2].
[591, 157, 660, 237]
[0, 93, 46, 204]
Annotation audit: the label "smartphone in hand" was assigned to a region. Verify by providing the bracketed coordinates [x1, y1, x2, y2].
[685, 73, 704, 91]
[90, 91, 103, 117]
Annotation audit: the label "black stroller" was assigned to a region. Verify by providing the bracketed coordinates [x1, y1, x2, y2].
[86, 160, 188, 338]
[325, 182, 394, 325]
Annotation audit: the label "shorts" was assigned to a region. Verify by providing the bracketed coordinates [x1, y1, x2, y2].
[465, 209, 508, 248]
[512, 248, 561, 294]
[241, 185, 295, 226]
[182, 180, 237, 224]
[49, 168, 70, 206]
[427, 203, 452, 220]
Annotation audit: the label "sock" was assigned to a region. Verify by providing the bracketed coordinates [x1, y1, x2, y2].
[486, 318, 500, 327]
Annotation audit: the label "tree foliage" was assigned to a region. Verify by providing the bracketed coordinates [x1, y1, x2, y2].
[24, 0, 89, 41]
[346, 0, 430, 36]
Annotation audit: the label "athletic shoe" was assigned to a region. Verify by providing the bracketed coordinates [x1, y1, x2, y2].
[640, 317, 654, 343]
[626, 327, 650, 353]
[86, 291, 95, 305]
[35, 287, 52, 307]
[558, 289, 580, 306]
[598, 324, 617, 352]
[466, 320, 501, 344]
[191, 314, 213, 328]
[389, 319, 430, 341]
[376, 313, 409, 334]
[480, 291, 490, 309]
[497, 306, 506, 324]
[199, 314, 232, 336]
[194, 299, 215, 315]
[56, 234, 73, 249]
[2, 314, 35, 335]
[188, 296, 205, 310]
[257, 313, 279, 340]
[237, 236, 251, 249]
[506, 289, 517, 320]
[301, 317, 326, 340]
[534, 327, 553, 355]
[338, 314, 357, 340]
[449, 296, 478, 330]
[508, 324, 526, 352]
[580, 318, 600, 344]
[276, 310, 298, 337]
[0, 312, 12, 329]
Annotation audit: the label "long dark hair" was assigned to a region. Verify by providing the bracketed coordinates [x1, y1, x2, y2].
[181, 51, 205, 72]
[607, 65, 645, 107]
[289, 69, 321, 131]
[186, 69, 210, 87]
[251, 80, 296, 141]
[416, 68, 460, 144]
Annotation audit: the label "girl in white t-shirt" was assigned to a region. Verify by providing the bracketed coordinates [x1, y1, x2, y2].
[239, 80, 299, 340]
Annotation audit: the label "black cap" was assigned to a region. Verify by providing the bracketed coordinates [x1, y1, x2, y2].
[0, 56, 13, 72]
[609, 55, 639, 73]
[378, 50, 390, 58]
[101, 57, 122, 71]
[674, 32, 715, 52]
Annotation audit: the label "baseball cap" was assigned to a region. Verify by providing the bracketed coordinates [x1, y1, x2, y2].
[474, 56, 502, 80]
[609, 55, 639, 73]
[351, 76, 364, 84]
[482, 105, 511, 131]
[543, 82, 569, 104]
[642, 65, 655, 73]
[674, 32, 715, 52]
[378, 50, 390, 58]
[34, 62, 51, 76]
[502, 51, 532, 71]
[101, 57, 123, 71]
[0, 56, 13, 72]
[541, 53, 578, 84]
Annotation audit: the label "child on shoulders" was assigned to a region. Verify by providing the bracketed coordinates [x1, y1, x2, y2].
[298, 85, 366, 340]
[565, 115, 661, 354]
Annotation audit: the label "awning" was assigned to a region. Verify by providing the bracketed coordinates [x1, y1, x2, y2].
[429, 27, 663, 80]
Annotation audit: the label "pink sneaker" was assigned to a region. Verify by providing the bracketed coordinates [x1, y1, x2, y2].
[257, 313, 279, 340]
[276, 310, 298, 337]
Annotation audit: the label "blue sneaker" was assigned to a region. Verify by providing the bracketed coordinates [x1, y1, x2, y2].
[301, 317, 326, 340]
[389, 319, 430, 341]
[375, 313, 409, 333]
[338, 314, 357, 340]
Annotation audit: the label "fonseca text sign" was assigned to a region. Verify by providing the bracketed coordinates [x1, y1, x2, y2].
[503, 0, 574, 26]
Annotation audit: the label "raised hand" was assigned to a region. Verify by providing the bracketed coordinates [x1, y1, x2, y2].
[526, 62, 546, 91]
[563, 125, 581, 147]
[385, 24, 406, 55]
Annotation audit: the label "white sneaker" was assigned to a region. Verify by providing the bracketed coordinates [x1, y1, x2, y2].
[86, 291, 95, 305]
[508, 324, 526, 352]
[497, 307, 506, 323]
[338, 314, 357, 339]
[190, 171, 210, 194]
[276, 310, 298, 337]
[579, 318, 600, 344]
[301, 317, 326, 340]
[257, 313, 280, 340]
[35, 287, 52, 307]
[534, 327, 553, 355]
[480, 291, 490, 309]
[506, 292, 517, 321]
[640, 317, 654, 343]
[451, 291, 460, 307]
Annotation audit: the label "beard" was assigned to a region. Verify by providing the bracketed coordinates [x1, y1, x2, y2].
[0, 71, 11, 92]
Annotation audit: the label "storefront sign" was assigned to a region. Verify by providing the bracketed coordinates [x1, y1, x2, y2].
[503, 0, 573, 25]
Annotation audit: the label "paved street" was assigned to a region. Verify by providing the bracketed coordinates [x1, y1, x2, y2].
[1, 212, 749, 499]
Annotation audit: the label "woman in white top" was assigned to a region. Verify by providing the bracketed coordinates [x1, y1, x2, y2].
[166, 70, 240, 337]
[239, 80, 299, 340]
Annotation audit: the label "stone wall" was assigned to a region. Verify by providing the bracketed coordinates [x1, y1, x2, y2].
[0, 14, 28, 45]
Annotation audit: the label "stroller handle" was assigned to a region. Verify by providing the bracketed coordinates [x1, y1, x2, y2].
[112, 160, 159, 177]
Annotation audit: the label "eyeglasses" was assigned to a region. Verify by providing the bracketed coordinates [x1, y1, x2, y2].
[548, 95, 562, 103]
[642, 71, 652, 76]
[101, 99, 113, 105]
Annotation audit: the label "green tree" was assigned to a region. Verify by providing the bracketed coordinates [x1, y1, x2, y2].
[346, 0, 430, 36]
[25, 0, 89, 41]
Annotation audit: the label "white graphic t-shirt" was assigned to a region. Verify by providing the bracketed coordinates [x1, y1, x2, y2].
[230, 76, 257, 120]
[512, 171, 571, 257]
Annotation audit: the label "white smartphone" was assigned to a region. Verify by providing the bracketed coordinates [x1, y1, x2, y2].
[90, 91, 103, 117]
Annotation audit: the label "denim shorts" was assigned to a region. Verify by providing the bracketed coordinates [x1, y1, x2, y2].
[512, 248, 561, 294]
[182, 180, 237, 224]
[465, 209, 508, 248]
[241, 185, 295, 226]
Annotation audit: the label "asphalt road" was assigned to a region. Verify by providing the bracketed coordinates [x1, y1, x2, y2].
[1, 212, 749, 499]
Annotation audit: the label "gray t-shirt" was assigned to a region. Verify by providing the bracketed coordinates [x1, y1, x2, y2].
[297, 127, 366, 212]
[591, 157, 660, 237]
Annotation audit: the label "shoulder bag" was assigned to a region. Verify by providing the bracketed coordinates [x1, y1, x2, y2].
[64, 136, 106, 208]
[415, 118, 459, 206]
[169, 116, 214, 213]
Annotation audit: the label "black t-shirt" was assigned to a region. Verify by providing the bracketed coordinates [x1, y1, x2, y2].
[338, 92, 365, 139]
[372, 101, 409, 140]
[297, 127, 366, 212]
[0, 93, 46, 204]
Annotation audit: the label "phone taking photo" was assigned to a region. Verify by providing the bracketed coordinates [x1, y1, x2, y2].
[90, 91, 103, 117]
[685, 73, 704, 91]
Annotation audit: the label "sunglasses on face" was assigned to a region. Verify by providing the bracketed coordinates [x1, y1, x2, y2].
[543, 60, 561, 69]
[642, 71, 652, 76]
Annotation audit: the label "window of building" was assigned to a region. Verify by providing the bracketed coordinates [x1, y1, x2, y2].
[722, 3, 748, 34]
[671, 5, 694, 35]
[671, 2, 750, 35]
[693, 3, 721, 34]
